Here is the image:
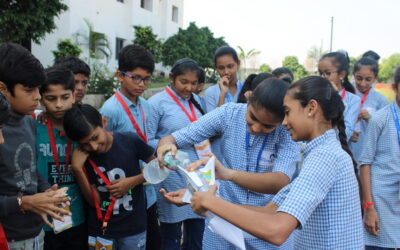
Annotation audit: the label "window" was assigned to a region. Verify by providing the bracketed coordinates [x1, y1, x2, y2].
[115, 38, 125, 59]
[140, 0, 152, 11]
[172, 5, 179, 23]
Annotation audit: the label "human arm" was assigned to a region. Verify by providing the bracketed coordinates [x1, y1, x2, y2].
[217, 76, 230, 107]
[360, 164, 379, 236]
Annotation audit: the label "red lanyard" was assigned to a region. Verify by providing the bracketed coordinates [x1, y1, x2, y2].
[165, 87, 197, 122]
[86, 158, 117, 234]
[341, 89, 346, 100]
[46, 120, 72, 185]
[359, 89, 371, 109]
[115, 91, 147, 142]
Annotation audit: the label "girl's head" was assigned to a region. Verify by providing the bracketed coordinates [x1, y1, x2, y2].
[0, 93, 10, 144]
[272, 67, 294, 84]
[214, 46, 240, 85]
[237, 73, 257, 103]
[318, 51, 355, 93]
[169, 58, 200, 99]
[394, 66, 400, 102]
[353, 57, 379, 94]
[246, 78, 289, 134]
[194, 67, 205, 95]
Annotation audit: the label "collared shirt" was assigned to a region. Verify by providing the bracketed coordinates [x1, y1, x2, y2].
[100, 89, 156, 209]
[341, 90, 361, 141]
[349, 89, 388, 161]
[147, 88, 204, 223]
[358, 102, 400, 247]
[273, 129, 363, 249]
[204, 80, 243, 112]
[172, 103, 300, 249]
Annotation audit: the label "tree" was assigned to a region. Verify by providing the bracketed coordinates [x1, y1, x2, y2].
[379, 53, 400, 83]
[259, 63, 272, 73]
[132, 25, 163, 63]
[162, 22, 227, 68]
[52, 39, 82, 61]
[282, 56, 308, 80]
[237, 46, 261, 70]
[0, 0, 68, 51]
[307, 43, 327, 74]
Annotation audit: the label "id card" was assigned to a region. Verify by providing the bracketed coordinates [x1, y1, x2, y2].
[194, 140, 212, 160]
[53, 202, 73, 234]
[258, 150, 276, 169]
[95, 236, 113, 250]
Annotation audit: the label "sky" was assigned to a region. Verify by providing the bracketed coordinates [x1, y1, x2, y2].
[183, 0, 400, 68]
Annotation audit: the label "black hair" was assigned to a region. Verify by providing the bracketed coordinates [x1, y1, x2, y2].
[272, 67, 294, 84]
[289, 76, 357, 171]
[237, 74, 257, 103]
[251, 72, 274, 90]
[394, 66, 400, 88]
[214, 46, 239, 65]
[0, 93, 9, 125]
[0, 43, 46, 95]
[118, 44, 155, 73]
[353, 57, 379, 78]
[63, 104, 102, 142]
[362, 50, 380, 62]
[249, 78, 289, 121]
[320, 51, 355, 94]
[54, 56, 91, 77]
[198, 67, 206, 83]
[170, 58, 205, 115]
[40, 67, 75, 95]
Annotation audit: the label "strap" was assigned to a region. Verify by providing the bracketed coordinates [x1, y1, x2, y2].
[245, 131, 269, 170]
[165, 87, 197, 122]
[359, 88, 371, 109]
[390, 102, 400, 148]
[341, 89, 346, 100]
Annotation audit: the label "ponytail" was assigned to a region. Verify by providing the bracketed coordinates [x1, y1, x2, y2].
[190, 94, 205, 115]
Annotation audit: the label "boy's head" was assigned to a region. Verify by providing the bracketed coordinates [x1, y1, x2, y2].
[0, 43, 45, 115]
[54, 56, 91, 104]
[117, 45, 155, 99]
[0, 93, 10, 144]
[63, 104, 111, 153]
[41, 67, 75, 120]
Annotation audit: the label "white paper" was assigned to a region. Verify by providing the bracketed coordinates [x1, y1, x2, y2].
[207, 213, 246, 250]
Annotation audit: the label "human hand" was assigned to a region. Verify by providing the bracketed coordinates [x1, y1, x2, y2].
[190, 185, 217, 216]
[71, 147, 89, 172]
[157, 144, 177, 168]
[36, 111, 48, 125]
[349, 131, 360, 143]
[106, 178, 134, 198]
[358, 110, 370, 121]
[363, 206, 380, 236]
[160, 188, 188, 207]
[186, 153, 234, 181]
[218, 76, 230, 94]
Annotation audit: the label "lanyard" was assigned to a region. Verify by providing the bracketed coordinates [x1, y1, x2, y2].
[359, 89, 371, 109]
[390, 102, 400, 148]
[115, 91, 147, 142]
[87, 159, 117, 234]
[165, 87, 197, 122]
[341, 89, 346, 100]
[245, 130, 269, 169]
[46, 120, 72, 185]
[225, 81, 243, 103]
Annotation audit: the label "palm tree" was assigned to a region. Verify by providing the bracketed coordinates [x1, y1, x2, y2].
[237, 46, 261, 78]
[307, 42, 327, 74]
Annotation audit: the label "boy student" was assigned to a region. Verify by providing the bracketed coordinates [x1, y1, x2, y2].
[0, 43, 70, 249]
[100, 44, 161, 250]
[64, 104, 155, 250]
[36, 67, 87, 250]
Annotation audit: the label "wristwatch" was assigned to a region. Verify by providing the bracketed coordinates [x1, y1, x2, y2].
[17, 196, 25, 213]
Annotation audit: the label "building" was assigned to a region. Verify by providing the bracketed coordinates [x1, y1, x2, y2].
[32, 0, 184, 69]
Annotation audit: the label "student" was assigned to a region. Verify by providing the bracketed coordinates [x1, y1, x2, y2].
[147, 58, 206, 250]
[272, 67, 294, 84]
[237, 73, 257, 104]
[54, 56, 91, 104]
[184, 76, 363, 249]
[0, 43, 69, 249]
[64, 104, 154, 250]
[362, 50, 380, 62]
[158, 78, 300, 250]
[204, 46, 243, 112]
[318, 51, 361, 141]
[193, 67, 207, 111]
[99, 44, 161, 250]
[349, 58, 388, 162]
[237, 72, 274, 103]
[0, 93, 9, 144]
[35, 67, 87, 250]
[359, 66, 400, 249]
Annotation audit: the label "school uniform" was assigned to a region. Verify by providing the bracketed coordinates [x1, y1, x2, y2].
[358, 102, 400, 248]
[172, 103, 300, 250]
[340, 89, 361, 141]
[273, 129, 364, 249]
[349, 89, 387, 162]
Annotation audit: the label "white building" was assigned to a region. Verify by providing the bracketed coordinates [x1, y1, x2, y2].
[32, 0, 184, 69]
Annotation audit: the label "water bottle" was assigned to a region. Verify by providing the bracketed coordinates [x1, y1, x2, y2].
[163, 150, 190, 170]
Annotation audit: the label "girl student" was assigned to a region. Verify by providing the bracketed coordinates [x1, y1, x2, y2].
[237, 73, 274, 103]
[318, 51, 361, 141]
[158, 78, 300, 250]
[359, 67, 400, 249]
[349, 57, 388, 162]
[184, 76, 363, 249]
[147, 58, 207, 250]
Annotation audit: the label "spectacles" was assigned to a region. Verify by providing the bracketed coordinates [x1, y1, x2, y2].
[121, 71, 151, 85]
[319, 71, 338, 78]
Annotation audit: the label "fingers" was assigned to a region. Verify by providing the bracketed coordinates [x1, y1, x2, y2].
[186, 158, 209, 171]
[157, 144, 177, 167]
[51, 184, 58, 191]
[209, 185, 218, 195]
[41, 214, 53, 228]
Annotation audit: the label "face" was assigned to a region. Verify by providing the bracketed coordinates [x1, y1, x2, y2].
[354, 66, 376, 93]
[282, 94, 310, 141]
[215, 55, 240, 85]
[245, 104, 281, 135]
[0, 83, 40, 115]
[318, 58, 345, 91]
[41, 84, 75, 120]
[118, 67, 151, 99]
[170, 71, 198, 99]
[74, 73, 89, 103]
[79, 126, 111, 154]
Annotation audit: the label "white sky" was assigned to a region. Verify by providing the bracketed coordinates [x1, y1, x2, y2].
[183, 0, 400, 68]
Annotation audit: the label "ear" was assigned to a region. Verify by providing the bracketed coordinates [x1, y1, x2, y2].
[306, 99, 319, 117]
[169, 73, 174, 84]
[393, 82, 398, 91]
[116, 71, 124, 83]
[0, 81, 9, 98]
[338, 71, 347, 82]
[101, 116, 108, 128]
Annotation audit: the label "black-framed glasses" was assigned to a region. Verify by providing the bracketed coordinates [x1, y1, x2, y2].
[319, 71, 338, 78]
[121, 71, 152, 85]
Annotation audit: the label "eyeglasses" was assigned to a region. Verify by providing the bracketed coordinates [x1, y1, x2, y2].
[319, 71, 338, 78]
[121, 71, 152, 85]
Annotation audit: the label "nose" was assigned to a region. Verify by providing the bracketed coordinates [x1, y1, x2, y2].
[56, 98, 63, 109]
[89, 141, 98, 151]
[282, 115, 288, 128]
[75, 82, 84, 91]
[250, 123, 262, 134]
[34, 88, 41, 101]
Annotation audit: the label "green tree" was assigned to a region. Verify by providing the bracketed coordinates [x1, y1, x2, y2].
[282, 56, 308, 80]
[378, 53, 400, 83]
[52, 39, 82, 60]
[132, 25, 163, 63]
[259, 63, 272, 73]
[0, 0, 68, 51]
[162, 22, 227, 68]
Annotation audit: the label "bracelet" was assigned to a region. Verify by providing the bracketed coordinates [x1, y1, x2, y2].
[364, 201, 374, 210]
[17, 196, 25, 214]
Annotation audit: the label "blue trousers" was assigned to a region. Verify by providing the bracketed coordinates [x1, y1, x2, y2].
[160, 219, 204, 250]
